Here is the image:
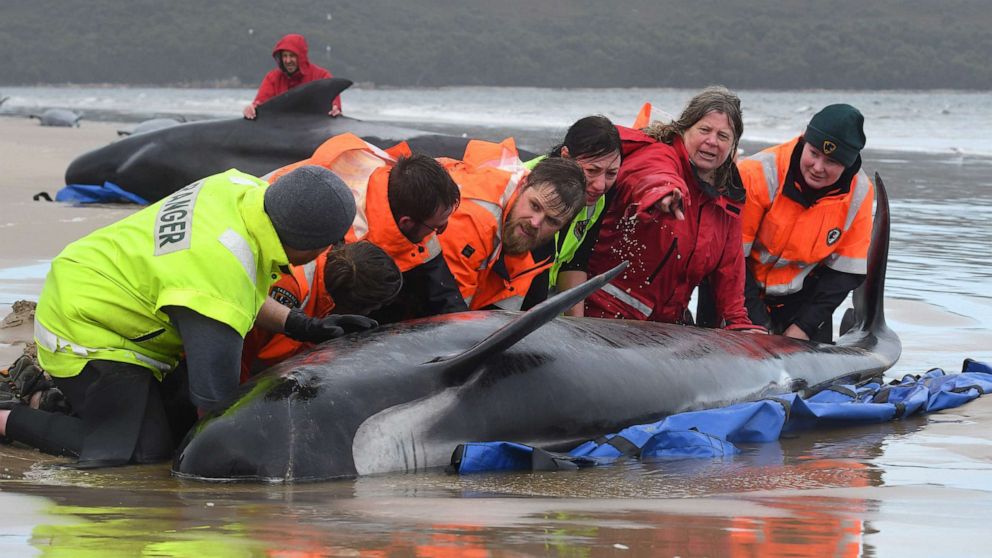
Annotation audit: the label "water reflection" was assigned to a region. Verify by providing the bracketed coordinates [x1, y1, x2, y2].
[1, 412, 950, 556]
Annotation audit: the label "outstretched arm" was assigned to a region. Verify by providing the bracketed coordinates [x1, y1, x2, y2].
[615, 144, 689, 222]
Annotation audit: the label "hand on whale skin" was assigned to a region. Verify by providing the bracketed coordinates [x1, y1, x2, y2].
[284, 310, 378, 343]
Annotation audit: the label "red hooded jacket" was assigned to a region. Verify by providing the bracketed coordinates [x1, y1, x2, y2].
[585, 126, 754, 328]
[251, 34, 340, 113]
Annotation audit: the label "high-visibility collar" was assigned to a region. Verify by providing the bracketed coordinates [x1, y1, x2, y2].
[361, 167, 442, 271]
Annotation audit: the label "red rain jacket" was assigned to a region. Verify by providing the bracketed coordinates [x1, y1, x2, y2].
[250, 34, 340, 113]
[586, 126, 754, 328]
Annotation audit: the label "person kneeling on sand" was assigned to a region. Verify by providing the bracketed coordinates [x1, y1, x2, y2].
[0, 166, 376, 468]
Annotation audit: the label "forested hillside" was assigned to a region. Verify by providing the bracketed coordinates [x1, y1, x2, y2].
[2, 0, 989, 89]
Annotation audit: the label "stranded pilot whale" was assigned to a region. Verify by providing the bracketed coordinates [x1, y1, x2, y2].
[173, 175, 899, 483]
[64, 78, 528, 203]
[31, 108, 82, 127]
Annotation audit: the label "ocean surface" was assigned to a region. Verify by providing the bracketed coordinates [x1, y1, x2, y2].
[1, 86, 991, 556]
[2, 85, 991, 156]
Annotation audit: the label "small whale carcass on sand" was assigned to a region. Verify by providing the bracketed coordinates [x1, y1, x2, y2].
[31, 108, 82, 127]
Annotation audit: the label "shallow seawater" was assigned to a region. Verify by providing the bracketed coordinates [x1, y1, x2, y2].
[2, 109, 992, 556]
[3, 398, 990, 556]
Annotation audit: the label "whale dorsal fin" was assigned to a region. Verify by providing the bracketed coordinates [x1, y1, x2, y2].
[861, 172, 891, 333]
[429, 262, 628, 385]
[256, 78, 353, 117]
[837, 172, 900, 365]
[844, 172, 891, 336]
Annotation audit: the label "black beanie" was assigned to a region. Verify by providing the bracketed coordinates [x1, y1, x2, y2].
[804, 104, 866, 168]
[264, 165, 356, 250]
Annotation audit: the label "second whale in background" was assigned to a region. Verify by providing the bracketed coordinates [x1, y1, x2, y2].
[64, 78, 528, 203]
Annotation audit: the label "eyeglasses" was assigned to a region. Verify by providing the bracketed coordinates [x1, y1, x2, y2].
[415, 219, 448, 235]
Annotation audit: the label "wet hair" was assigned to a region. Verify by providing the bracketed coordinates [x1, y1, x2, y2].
[323, 240, 403, 315]
[548, 115, 622, 160]
[387, 154, 461, 223]
[641, 86, 744, 194]
[524, 157, 586, 222]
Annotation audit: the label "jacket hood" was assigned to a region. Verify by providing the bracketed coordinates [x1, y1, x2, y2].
[272, 34, 312, 75]
[616, 125, 657, 158]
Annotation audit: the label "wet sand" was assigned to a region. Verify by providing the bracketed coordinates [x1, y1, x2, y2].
[1, 114, 991, 556]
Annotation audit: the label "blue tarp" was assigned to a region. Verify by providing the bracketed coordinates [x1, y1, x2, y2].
[55, 182, 149, 205]
[451, 358, 992, 474]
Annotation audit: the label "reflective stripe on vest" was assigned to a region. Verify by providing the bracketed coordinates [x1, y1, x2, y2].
[764, 261, 818, 297]
[744, 150, 780, 257]
[550, 197, 606, 288]
[424, 234, 442, 260]
[35, 320, 172, 372]
[219, 228, 257, 286]
[846, 171, 872, 229]
[823, 170, 872, 274]
[298, 259, 319, 309]
[753, 150, 780, 204]
[600, 283, 653, 319]
[334, 149, 390, 240]
[471, 199, 504, 271]
[492, 295, 524, 311]
[747, 150, 872, 295]
[267, 133, 394, 240]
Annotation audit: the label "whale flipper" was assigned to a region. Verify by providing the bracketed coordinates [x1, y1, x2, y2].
[430, 262, 629, 385]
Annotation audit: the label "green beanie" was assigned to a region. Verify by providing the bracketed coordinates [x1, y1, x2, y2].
[804, 104, 866, 168]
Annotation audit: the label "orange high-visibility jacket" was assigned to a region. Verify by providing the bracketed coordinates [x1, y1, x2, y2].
[267, 133, 442, 272]
[739, 137, 874, 298]
[436, 139, 549, 310]
[240, 251, 333, 381]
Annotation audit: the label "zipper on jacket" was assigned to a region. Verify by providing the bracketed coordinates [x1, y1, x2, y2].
[129, 328, 166, 343]
[646, 238, 678, 285]
[509, 254, 555, 282]
[660, 202, 706, 310]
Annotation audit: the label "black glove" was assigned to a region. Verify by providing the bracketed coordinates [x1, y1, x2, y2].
[283, 310, 379, 343]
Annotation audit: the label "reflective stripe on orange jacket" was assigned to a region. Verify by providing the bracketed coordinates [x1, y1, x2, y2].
[240, 252, 333, 381]
[739, 137, 874, 298]
[267, 133, 441, 272]
[436, 139, 545, 310]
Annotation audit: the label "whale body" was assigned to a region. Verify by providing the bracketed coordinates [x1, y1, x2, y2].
[32, 108, 82, 127]
[64, 78, 522, 203]
[172, 175, 899, 483]
[116, 117, 186, 137]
